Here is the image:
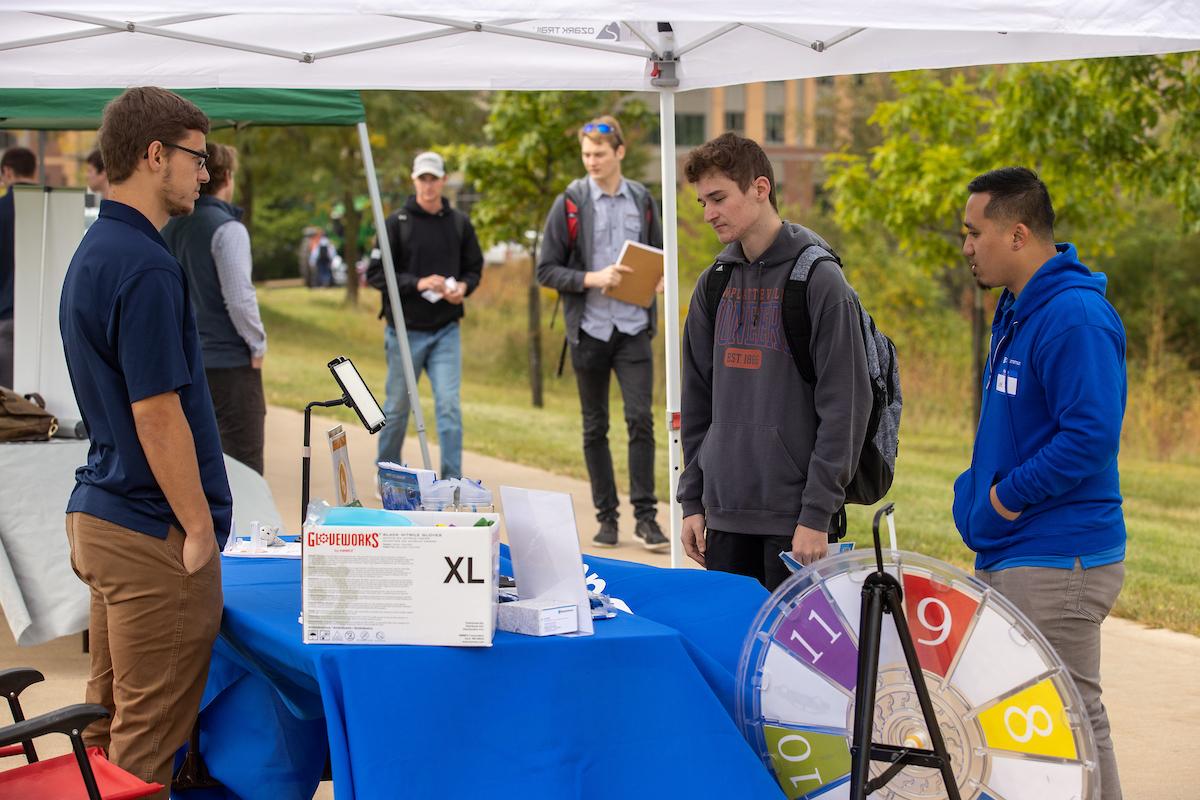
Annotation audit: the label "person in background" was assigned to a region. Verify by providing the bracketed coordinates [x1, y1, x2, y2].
[955, 166, 1127, 800]
[0, 146, 38, 387]
[59, 86, 228, 800]
[367, 150, 483, 480]
[163, 142, 268, 473]
[536, 116, 668, 552]
[309, 228, 336, 287]
[85, 148, 109, 196]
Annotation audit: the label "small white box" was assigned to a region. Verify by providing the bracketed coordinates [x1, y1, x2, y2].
[497, 598, 579, 637]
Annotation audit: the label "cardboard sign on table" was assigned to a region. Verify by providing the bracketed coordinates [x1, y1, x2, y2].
[499, 486, 594, 637]
[327, 424, 358, 506]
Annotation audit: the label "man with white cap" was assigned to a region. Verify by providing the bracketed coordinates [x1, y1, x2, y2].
[367, 151, 483, 480]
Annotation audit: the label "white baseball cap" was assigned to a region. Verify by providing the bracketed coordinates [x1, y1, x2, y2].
[411, 151, 445, 179]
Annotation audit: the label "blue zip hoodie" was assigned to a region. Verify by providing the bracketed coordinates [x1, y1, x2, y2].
[952, 243, 1127, 570]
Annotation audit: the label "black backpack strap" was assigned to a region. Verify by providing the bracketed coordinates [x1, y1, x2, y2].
[702, 262, 734, 324]
[451, 208, 466, 241]
[551, 182, 588, 370]
[561, 179, 589, 259]
[781, 244, 843, 384]
[396, 211, 411, 259]
[829, 506, 848, 543]
[556, 337, 570, 378]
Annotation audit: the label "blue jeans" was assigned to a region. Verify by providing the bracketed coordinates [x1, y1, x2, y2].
[378, 322, 463, 478]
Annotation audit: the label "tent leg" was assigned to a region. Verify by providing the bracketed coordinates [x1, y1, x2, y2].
[658, 90, 684, 569]
[356, 122, 433, 473]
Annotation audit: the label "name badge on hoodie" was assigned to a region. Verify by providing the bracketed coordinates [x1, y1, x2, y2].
[995, 357, 1021, 396]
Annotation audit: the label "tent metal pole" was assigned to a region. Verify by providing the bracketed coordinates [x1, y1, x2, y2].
[673, 23, 741, 57]
[37, 12, 308, 62]
[357, 121, 433, 472]
[313, 28, 464, 61]
[658, 89, 684, 569]
[0, 14, 223, 54]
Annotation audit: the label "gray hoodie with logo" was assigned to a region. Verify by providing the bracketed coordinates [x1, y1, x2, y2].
[677, 222, 872, 536]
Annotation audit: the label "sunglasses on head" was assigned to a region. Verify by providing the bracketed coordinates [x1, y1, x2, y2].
[583, 122, 615, 134]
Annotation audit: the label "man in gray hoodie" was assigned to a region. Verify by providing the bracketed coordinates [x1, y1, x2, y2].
[678, 133, 872, 590]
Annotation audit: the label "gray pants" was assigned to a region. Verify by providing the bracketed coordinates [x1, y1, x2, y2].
[0, 316, 12, 388]
[976, 561, 1124, 800]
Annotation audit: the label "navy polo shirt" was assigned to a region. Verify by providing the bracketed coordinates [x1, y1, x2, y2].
[60, 200, 232, 545]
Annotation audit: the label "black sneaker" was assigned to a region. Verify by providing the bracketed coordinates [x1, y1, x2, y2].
[592, 520, 619, 548]
[634, 519, 669, 552]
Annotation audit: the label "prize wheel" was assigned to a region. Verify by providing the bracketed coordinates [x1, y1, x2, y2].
[737, 550, 1097, 800]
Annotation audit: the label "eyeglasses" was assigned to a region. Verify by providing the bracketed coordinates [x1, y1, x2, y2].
[144, 142, 208, 171]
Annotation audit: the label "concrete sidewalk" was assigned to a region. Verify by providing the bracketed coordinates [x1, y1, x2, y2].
[3, 405, 1196, 798]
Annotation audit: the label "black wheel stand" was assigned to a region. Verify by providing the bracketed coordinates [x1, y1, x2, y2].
[848, 503, 962, 800]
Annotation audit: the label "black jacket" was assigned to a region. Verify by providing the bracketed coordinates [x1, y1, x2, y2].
[162, 196, 250, 368]
[367, 195, 484, 331]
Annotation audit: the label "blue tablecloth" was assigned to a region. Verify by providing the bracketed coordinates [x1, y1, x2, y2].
[189, 548, 782, 799]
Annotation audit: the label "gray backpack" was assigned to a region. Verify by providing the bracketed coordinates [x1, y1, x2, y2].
[702, 243, 901, 512]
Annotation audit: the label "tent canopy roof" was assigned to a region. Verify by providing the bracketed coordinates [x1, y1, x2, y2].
[0, 4, 1196, 92]
[0, 87, 365, 130]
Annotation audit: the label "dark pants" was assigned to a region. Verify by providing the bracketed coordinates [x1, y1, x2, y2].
[705, 529, 795, 591]
[206, 365, 266, 474]
[570, 330, 657, 523]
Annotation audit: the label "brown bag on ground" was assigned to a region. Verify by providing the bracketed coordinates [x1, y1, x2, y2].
[0, 388, 59, 442]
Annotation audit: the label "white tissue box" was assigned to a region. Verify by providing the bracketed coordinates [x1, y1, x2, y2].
[497, 598, 579, 637]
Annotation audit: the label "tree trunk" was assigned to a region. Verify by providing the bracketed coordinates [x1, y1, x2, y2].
[528, 238, 544, 408]
[342, 189, 360, 306]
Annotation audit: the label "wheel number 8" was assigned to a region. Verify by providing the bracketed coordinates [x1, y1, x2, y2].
[1003, 704, 1054, 743]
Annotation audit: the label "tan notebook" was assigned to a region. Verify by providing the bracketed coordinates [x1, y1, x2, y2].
[603, 240, 664, 309]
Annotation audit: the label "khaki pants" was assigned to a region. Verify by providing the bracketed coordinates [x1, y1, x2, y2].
[66, 512, 223, 799]
[977, 560, 1124, 800]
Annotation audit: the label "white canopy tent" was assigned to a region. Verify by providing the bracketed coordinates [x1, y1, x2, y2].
[2, 2, 1197, 566]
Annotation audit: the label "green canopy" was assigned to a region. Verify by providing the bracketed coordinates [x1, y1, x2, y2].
[0, 88, 365, 130]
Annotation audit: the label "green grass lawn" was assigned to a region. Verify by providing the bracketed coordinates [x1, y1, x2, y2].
[258, 275, 1200, 635]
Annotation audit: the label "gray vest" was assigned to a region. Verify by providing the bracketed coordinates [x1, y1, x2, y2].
[162, 196, 249, 369]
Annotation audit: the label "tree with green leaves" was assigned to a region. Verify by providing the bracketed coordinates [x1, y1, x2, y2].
[450, 91, 650, 407]
[825, 54, 1200, 415]
[218, 91, 488, 303]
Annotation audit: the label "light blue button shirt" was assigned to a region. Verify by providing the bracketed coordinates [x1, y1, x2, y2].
[580, 177, 649, 342]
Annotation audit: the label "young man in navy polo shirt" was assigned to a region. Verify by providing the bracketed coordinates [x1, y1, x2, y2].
[59, 87, 229, 799]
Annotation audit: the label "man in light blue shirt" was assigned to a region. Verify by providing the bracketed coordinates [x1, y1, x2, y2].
[537, 116, 667, 551]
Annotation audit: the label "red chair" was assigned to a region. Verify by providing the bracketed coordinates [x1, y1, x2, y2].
[0, 667, 162, 799]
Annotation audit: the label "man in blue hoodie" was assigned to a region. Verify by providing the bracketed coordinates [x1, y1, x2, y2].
[954, 167, 1126, 800]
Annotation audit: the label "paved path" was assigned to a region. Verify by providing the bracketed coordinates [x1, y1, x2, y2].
[5, 405, 1195, 798]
